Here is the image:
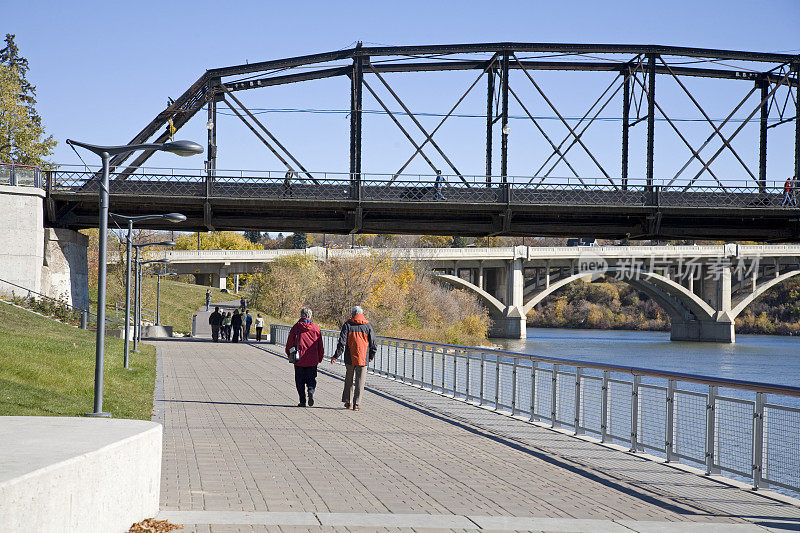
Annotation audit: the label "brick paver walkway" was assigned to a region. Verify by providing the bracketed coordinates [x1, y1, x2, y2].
[152, 336, 800, 532]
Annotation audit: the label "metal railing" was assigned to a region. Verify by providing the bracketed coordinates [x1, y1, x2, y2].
[271, 323, 800, 495]
[0, 277, 122, 329]
[114, 302, 156, 325]
[0, 163, 43, 188]
[44, 168, 800, 210]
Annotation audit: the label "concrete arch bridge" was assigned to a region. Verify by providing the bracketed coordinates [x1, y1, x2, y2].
[158, 244, 800, 342]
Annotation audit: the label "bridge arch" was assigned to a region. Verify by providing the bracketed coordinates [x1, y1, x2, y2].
[434, 274, 506, 316]
[521, 268, 715, 322]
[730, 269, 800, 319]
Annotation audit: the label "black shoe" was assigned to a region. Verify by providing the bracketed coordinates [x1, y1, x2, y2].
[297, 401, 306, 407]
[308, 392, 314, 407]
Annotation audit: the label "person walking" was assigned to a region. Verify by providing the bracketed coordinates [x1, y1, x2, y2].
[286, 307, 325, 407]
[332, 306, 377, 411]
[208, 306, 223, 342]
[231, 309, 242, 343]
[222, 311, 232, 341]
[255, 314, 264, 342]
[283, 169, 294, 198]
[434, 169, 446, 200]
[244, 310, 253, 341]
[205, 289, 212, 312]
[783, 176, 798, 207]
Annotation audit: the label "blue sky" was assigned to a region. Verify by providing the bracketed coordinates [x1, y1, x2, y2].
[6, 0, 800, 184]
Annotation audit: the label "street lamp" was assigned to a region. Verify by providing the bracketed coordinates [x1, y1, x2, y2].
[133, 250, 174, 352]
[155, 271, 179, 325]
[66, 138, 202, 418]
[112, 213, 185, 369]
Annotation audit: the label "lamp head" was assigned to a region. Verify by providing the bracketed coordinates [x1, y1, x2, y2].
[163, 212, 187, 223]
[161, 140, 203, 157]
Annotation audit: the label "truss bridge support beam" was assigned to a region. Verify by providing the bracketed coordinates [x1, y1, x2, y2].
[486, 68, 494, 186]
[646, 53, 657, 190]
[758, 78, 769, 193]
[350, 50, 364, 201]
[500, 52, 510, 185]
[795, 63, 800, 184]
[622, 69, 630, 190]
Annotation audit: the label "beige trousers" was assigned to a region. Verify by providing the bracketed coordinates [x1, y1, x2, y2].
[342, 364, 367, 405]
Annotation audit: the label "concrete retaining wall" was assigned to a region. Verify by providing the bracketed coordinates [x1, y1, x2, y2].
[0, 185, 89, 309]
[0, 185, 45, 294]
[0, 417, 162, 533]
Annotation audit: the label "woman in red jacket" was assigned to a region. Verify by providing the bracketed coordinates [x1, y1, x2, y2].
[285, 307, 325, 407]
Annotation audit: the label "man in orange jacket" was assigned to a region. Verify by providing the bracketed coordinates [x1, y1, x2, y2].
[332, 306, 377, 411]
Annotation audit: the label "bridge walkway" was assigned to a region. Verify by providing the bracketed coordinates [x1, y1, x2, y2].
[151, 336, 800, 532]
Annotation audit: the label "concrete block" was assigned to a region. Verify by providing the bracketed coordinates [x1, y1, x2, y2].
[141, 325, 173, 338]
[0, 416, 162, 533]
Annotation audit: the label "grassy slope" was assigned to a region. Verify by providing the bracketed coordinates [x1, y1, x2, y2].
[91, 277, 232, 334]
[0, 302, 156, 419]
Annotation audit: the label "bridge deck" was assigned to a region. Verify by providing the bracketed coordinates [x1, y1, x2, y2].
[152, 326, 800, 531]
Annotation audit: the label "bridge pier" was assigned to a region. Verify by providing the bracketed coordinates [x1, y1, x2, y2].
[670, 319, 735, 343]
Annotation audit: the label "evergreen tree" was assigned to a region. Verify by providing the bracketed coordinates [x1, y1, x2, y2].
[452, 235, 467, 248]
[243, 230, 262, 244]
[0, 34, 55, 165]
[292, 232, 308, 249]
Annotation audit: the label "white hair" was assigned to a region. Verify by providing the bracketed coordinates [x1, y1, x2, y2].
[300, 307, 312, 318]
[351, 305, 363, 316]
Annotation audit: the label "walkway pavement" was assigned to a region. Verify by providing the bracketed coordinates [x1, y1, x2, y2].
[151, 336, 800, 532]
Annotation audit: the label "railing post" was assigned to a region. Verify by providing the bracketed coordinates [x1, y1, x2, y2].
[665, 379, 675, 462]
[451, 350, 456, 396]
[411, 343, 416, 385]
[753, 392, 765, 490]
[705, 384, 718, 474]
[495, 354, 501, 409]
[465, 351, 471, 401]
[530, 361, 538, 421]
[480, 352, 485, 405]
[601, 370, 609, 442]
[551, 364, 559, 427]
[630, 375, 640, 452]
[574, 367, 582, 435]
[511, 358, 518, 415]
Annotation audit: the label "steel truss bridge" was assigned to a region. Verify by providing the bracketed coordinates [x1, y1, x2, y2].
[46, 43, 800, 240]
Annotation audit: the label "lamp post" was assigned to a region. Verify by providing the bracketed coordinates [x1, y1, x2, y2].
[155, 271, 178, 325]
[66, 138, 202, 417]
[112, 214, 185, 369]
[133, 254, 173, 351]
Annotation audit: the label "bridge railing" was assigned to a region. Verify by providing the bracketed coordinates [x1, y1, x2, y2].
[0, 163, 43, 188]
[44, 168, 799, 210]
[271, 323, 800, 495]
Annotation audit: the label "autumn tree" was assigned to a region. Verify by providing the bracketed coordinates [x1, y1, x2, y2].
[0, 35, 55, 165]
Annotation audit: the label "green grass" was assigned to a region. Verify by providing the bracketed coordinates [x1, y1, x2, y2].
[0, 301, 156, 419]
[91, 276, 233, 334]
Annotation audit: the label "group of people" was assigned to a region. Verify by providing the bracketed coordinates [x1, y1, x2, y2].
[285, 305, 376, 411]
[208, 306, 265, 343]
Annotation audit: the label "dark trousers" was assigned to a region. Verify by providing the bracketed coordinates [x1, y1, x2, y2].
[256, 327, 263, 341]
[294, 365, 318, 404]
[244, 325, 251, 340]
[211, 324, 220, 342]
[232, 326, 240, 343]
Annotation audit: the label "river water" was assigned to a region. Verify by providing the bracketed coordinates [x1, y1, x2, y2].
[495, 328, 800, 388]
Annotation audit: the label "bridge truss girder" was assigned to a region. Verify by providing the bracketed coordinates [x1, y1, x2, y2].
[107, 43, 798, 190]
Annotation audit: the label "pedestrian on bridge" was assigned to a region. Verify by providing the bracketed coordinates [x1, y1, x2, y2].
[434, 169, 446, 200]
[782, 176, 798, 207]
[286, 307, 324, 407]
[231, 309, 243, 343]
[205, 289, 211, 311]
[283, 170, 294, 198]
[332, 306, 377, 411]
[208, 306, 223, 342]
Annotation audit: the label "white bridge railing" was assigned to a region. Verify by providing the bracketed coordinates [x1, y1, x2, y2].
[271, 323, 800, 495]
